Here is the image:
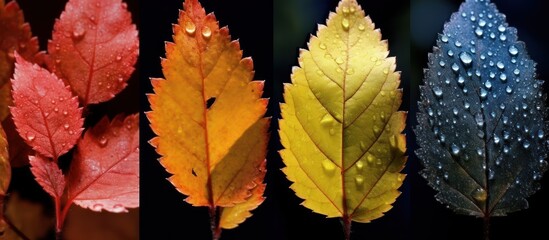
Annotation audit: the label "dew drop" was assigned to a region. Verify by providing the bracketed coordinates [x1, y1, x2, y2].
[63, 110, 68, 116]
[202, 26, 212, 39]
[185, 21, 196, 35]
[451, 144, 460, 156]
[116, 55, 122, 61]
[439, 60, 446, 67]
[92, 204, 103, 211]
[319, 42, 326, 50]
[373, 126, 381, 135]
[335, 57, 344, 64]
[538, 130, 544, 139]
[26, 132, 35, 141]
[63, 123, 69, 130]
[320, 114, 334, 127]
[478, 19, 486, 27]
[366, 154, 375, 164]
[489, 169, 495, 180]
[341, 18, 350, 31]
[472, 188, 487, 202]
[523, 140, 530, 149]
[475, 28, 483, 37]
[355, 175, 364, 187]
[498, 24, 506, 32]
[494, 135, 500, 144]
[459, 52, 472, 66]
[99, 136, 108, 146]
[500, 73, 507, 82]
[432, 87, 443, 98]
[484, 80, 492, 89]
[452, 63, 459, 72]
[358, 24, 365, 31]
[441, 35, 448, 43]
[506, 85, 513, 94]
[457, 76, 465, 86]
[455, 40, 462, 47]
[508, 45, 518, 56]
[496, 61, 504, 70]
[356, 160, 364, 171]
[480, 88, 488, 99]
[72, 24, 86, 41]
[475, 113, 484, 127]
[499, 34, 506, 41]
[513, 69, 520, 75]
[322, 159, 336, 174]
[447, 50, 454, 57]
[329, 128, 335, 135]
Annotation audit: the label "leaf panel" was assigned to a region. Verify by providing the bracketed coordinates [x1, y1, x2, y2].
[47, 0, 138, 105]
[10, 54, 83, 160]
[416, 0, 547, 217]
[148, 0, 268, 209]
[280, 0, 406, 223]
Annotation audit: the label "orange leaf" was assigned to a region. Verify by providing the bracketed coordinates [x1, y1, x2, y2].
[148, 0, 268, 231]
[47, 0, 139, 105]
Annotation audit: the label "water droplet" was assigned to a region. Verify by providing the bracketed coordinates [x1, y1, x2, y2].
[373, 126, 381, 135]
[459, 52, 472, 66]
[441, 35, 448, 43]
[523, 140, 530, 149]
[99, 136, 108, 146]
[499, 34, 506, 41]
[92, 204, 103, 211]
[447, 50, 454, 57]
[457, 76, 465, 86]
[472, 188, 487, 202]
[342, 6, 349, 14]
[346, 68, 354, 75]
[433, 87, 443, 98]
[506, 85, 513, 94]
[358, 24, 365, 31]
[320, 114, 334, 127]
[185, 21, 196, 35]
[484, 80, 492, 89]
[443, 172, 449, 181]
[72, 24, 86, 41]
[498, 24, 506, 32]
[356, 160, 364, 171]
[496, 61, 504, 70]
[538, 130, 544, 139]
[439, 60, 446, 67]
[478, 19, 486, 27]
[500, 73, 507, 82]
[452, 63, 460, 72]
[335, 57, 344, 64]
[464, 102, 470, 110]
[513, 69, 520, 75]
[475, 28, 483, 37]
[494, 135, 500, 144]
[508, 45, 518, 56]
[319, 42, 326, 50]
[63, 123, 69, 130]
[366, 153, 375, 164]
[355, 175, 364, 187]
[116, 55, 122, 61]
[26, 132, 35, 141]
[455, 40, 462, 47]
[480, 88, 488, 99]
[453, 108, 459, 116]
[490, 32, 496, 39]
[341, 18, 350, 30]
[63, 110, 68, 116]
[68, 130, 74, 135]
[451, 144, 460, 156]
[329, 128, 335, 135]
[201, 26, 212, 39]
[489, 169, 495, 180]
[322, 159, 336, 174]
[503, 130, 510, 140]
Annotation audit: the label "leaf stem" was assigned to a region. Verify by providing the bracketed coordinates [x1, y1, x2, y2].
[483, 216, 490, 240]
[209, 206, 221, 240]
[340, 216, 352, 240]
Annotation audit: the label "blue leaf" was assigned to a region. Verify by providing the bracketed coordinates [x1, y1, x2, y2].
[415, 0, 548, 217]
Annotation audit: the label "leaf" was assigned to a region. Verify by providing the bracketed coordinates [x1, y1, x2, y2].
[279, 0, 406, 226]
[415, 0, 548, 218]
[10, 54, 83, 160]
[47, 0, 139, 105]
[2, 116, 33, 168]
[219, 160, 266, 229]
[29, 155, 65, 202]
[147, 0, 268, 232]
[0, 82, 11, 122]
[67, 114, 139, 213]
[0, 0, 43, 87]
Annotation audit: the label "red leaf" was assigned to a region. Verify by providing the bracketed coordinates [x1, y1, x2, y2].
[47, 0, 139, 105]
[66, 114, 139, 213]
[0, 0, 44, 86]
[29, 154, 65, 200]
[10, 53, 83, 160]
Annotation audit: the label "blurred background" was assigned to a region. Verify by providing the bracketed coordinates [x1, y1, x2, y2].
[410, 0, 549, 239]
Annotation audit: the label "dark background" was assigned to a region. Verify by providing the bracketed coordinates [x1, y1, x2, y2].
[410, 0, 549, 239]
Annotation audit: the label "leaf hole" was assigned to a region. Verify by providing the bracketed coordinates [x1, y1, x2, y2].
[191, 168, 197, 177]
[206, 97, 216, 109]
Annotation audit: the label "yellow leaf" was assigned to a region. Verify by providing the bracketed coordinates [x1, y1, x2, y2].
[147, 0, 268, 233]
[279, 0, 406, 226]
[0, 124, 7, 196]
